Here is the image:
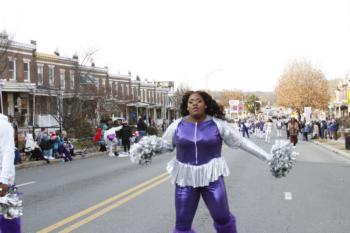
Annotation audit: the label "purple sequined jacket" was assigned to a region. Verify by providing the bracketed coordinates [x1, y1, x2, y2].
[163, 116, 271, 187]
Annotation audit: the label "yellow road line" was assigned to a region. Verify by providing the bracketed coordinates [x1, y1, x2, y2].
[37, 172, 168, 233]
[58, 176, 170, 233]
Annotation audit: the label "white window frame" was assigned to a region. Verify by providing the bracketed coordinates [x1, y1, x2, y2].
[109, 81, 113, 96]
[104, 79, 107, 92]
[114, 81, 117, 96]
[23, 59, 30, 82]
[70, 70, 75, 90]
[126, 84, 129, 97]
[60, 69, 65, 90]
[48, 65, 55, 86]
[8, 57, 16, 80]
[37, 64, 44, 86]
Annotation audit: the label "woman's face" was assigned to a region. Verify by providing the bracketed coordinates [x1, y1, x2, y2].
[187, 93, 207, 118]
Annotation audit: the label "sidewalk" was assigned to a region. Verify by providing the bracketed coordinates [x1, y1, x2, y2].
[312, 138, 350, 159]
[15, 148, 123, 170]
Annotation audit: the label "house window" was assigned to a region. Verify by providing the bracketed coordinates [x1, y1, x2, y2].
[114, 82, 117, 96]
[70, 70, 74, 90]
[8, 57, 16, 80]
[60, 69, 65, 89]
[109, 81, 113, 96]
[126, 84, 129, 98]
[49, 65, 55, 86]
[121, 84, 124, 98]
[23, 59, 30, 81]
[37, 64, 44, 85]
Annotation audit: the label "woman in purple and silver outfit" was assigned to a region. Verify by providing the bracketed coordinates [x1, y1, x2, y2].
[163, 91, 272, 233]
[0, 113, 21, 233]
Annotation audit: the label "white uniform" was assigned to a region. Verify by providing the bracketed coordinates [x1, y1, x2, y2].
[265, 122, 273, 143]
[0, 114, 15, 185]
[104, 126, 122, 157]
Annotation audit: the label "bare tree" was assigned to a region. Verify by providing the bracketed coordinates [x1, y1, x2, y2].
[64, 49, 102, 137]
[47, 49, 100, 137]
[218, 89, 245, 108]
[275, 61, 330, 112]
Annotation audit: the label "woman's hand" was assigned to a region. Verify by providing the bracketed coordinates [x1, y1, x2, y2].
[0, 183, 9, 197]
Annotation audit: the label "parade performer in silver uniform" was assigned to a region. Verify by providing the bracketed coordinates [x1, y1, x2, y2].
[130, 91, 296, 233]
[0, 113, 22, 233]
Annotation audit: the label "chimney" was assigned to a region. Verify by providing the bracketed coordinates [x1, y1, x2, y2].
[30, 40, 36, 45]
[72, 52, 79, 60]
[54, 48, 60, 56]
[0, 30, 8, 40]
[91, 58, 95, 67]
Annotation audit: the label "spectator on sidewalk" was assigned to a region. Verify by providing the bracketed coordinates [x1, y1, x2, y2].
[119, 120, 132, 153]
[320, 119, 327, 139]
[0, 113, 22, 233]
[36, 128, 47, 146]
[312, 121, 320, 139]
[38, 130, 54, 160]
[51, 132, 60, 158]
[137, 116, 147, 141]
[94, 127, 106, 152]
[301, 121, 310, 141]
[57, 132, 73, 162]
[327, 119, 332, 139]
[61, 131, 75, 157]
[329, 119, 339, 140]
[14, 147, 21, 165]
[147, 119, 158, 136]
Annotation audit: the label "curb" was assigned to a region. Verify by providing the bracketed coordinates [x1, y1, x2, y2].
[15, 151, 108, 170]
[312, 140, 350, 160]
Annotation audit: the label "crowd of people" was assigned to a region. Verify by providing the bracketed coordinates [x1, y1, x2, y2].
[235, 115, 340, 147]
[21, 128, 73, 164]
[93, 116, 171, 157]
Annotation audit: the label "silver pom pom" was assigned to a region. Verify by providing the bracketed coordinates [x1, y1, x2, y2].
[0, 186, 23, 219]
[269, 140, 298, 178]
[130, 136, 172, 165]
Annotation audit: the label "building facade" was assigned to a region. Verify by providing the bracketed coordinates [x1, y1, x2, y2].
[0, 33, 179, 137]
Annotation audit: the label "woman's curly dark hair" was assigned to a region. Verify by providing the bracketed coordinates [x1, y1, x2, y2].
[180, 91, 225, 120]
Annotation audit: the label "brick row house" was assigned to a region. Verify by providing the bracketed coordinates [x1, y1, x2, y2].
[0, 34, 179, 138]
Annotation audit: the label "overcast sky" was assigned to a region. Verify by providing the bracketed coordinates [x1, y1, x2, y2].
[1, 0, 350, 91]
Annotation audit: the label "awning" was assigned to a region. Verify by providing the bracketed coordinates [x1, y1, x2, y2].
[126, 102, 149, 107]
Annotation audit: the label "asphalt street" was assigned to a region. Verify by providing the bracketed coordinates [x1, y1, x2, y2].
[17, 132, 350, 233]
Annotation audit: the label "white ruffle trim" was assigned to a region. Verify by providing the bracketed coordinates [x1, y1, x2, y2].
[166, 157, 230, 188]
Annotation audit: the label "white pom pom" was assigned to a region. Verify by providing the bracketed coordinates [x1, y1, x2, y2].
[269, 140, 298, 178]
[129, 136, 172, 165]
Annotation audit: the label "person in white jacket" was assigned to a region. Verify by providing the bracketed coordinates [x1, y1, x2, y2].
[0, 113, 21, 233]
